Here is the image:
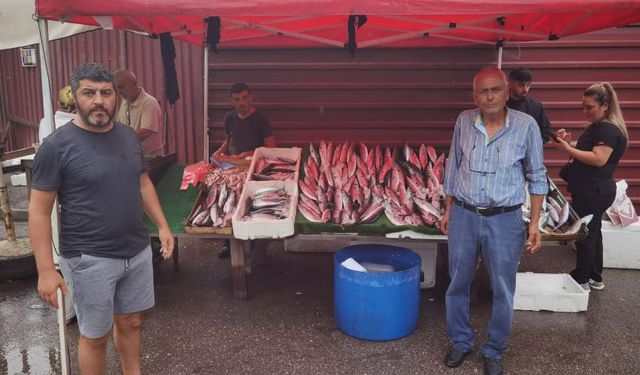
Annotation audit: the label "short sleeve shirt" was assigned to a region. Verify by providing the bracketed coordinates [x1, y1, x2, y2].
[31, 122, 150, 259]
[117, 89, 163, 157]
[572, 121, 627, 182]
[224, 110, 272, 155]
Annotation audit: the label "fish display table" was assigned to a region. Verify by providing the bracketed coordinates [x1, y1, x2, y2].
[150, 164, 585, 300]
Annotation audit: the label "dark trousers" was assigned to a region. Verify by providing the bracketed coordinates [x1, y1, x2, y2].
[570, 192, 615, 284]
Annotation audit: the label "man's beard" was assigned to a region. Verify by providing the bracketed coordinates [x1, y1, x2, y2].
[79, 106, 114, 128]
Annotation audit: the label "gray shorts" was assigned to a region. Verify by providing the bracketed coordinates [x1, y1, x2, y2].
[59, 246, 155, 339]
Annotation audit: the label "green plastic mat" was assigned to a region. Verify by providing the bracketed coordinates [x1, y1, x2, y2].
[144, 164, 200, 234]
[294, 211, 442, 236]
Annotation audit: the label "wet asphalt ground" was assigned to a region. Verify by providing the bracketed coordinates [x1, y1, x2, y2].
[1, 237, 640, 375]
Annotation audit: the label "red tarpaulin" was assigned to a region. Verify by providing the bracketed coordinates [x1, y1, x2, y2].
[36, 1, 640, 48]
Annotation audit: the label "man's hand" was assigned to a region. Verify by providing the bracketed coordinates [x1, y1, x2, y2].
[158, 226, 175, 260]
[526, 222, 542, 253]
[38, 269, 67, 309]
[440, 211, 450, 235]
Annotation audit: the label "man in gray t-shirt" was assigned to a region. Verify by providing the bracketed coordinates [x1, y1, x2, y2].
[212, 82, 276, 257]
[213, 82, 276, 160]
[29, 63, 174, 375]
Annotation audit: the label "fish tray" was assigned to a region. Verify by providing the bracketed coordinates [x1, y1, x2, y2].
[514, 272, 589, 312]
[183, 184, 233, 235]
[247, 147, 302, 184]
[540, 178, 586, 242]
[232, 179, 299, 239]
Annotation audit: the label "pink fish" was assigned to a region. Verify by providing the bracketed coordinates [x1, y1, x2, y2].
[299, 179, 318, 201]
[332, 143, 343, 165]
[359, 142, 369, 163]
[375, 145, 383, 170]
[309, 143, 320, 165]
[433, 153, 445, 183]
[321, 208, 332, 222]
[360, 202, 384, 223]
[205, 185, 218, 209]
[377, 157, 394, 184]
[426, 146, 437, 165]
[418, 144, 428, 171]
[299, 203, 324, 223]
[347, 153, 357, 178]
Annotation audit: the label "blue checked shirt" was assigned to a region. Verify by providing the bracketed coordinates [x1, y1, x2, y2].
[443, 108, 548, 207]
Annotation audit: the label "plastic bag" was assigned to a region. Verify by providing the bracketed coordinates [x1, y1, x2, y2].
[180, 161, 211, 190]
[606, 180, 638, 226]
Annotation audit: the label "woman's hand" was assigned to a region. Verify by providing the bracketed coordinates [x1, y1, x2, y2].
[551, 129, 572, 152]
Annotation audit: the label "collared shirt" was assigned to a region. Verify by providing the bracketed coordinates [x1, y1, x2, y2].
[443, 108, 548, 207]
[117, 88, 163, 158]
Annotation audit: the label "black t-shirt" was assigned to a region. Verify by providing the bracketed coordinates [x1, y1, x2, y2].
[568, 121, 627, 196]
[224, 110, 272, 155]
[31, 121, 150, 258]
[506, 96, 552, 142]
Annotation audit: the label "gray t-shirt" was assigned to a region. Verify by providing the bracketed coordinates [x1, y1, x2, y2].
[31, 121, 150, 259]
[224, 110, 272, 155]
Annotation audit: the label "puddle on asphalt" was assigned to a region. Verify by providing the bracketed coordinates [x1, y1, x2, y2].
[1, 343, 60, 375]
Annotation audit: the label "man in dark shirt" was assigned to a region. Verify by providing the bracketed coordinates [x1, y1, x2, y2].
[213, 82, 276, 257]
[507, 68, 553, 143]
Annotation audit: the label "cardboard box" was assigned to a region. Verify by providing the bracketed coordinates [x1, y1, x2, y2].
[514, 272, 589, 312]
[602, 220, 640, 269]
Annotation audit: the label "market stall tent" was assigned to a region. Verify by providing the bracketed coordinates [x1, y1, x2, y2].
[36, 1, 640, 48]
[33, 0, 640, 159]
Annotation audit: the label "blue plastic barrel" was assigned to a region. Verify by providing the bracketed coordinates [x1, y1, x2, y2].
[334, 244, 421, 341]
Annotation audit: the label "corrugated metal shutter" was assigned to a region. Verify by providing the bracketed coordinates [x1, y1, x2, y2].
[0, 29, 204, 163]
[209, 26, 640, 209]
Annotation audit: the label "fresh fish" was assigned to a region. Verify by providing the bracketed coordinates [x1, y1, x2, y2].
[359, 142, 369, 163]
[309, 143, 320, 165]
[418, 144, 428, 171]
[299, 203, 324, 222]
[360, 202, 384, 223]
[192, 210, 210, 226]
[426, 146, 437, 164]
[205, 186, 218, 209]
[384, 202, 406, 226]
[413, 197, 441, 219]
[188, 204, 204, 225]
[217, 183, 228, 208]
[554, 201, 571, 229]
[223, 192, 236, 215]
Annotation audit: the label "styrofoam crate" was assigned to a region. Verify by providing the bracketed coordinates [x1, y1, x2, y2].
[349, 240, 437, 289]
[514, 272, 589, 312]
[10, 172, 27, 186]
[232, 179, 298, 240]
[246, 146, 302, 184]
[602, 220, 640, 269]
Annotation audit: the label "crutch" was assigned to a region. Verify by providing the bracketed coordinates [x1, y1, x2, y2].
[57, 287, 71, 375]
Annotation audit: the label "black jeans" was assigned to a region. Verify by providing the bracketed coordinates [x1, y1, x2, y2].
[570, 192, 615, 284]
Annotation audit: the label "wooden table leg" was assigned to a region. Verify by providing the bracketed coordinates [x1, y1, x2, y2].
[230, 238, 248, 300]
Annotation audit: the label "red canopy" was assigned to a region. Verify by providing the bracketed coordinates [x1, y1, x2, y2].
[36, 1, 640, 47]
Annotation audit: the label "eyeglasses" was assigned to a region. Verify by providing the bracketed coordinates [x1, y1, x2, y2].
[467, 141, 500, 175]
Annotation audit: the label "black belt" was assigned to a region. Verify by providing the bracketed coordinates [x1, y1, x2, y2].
[453, 198, 521, 217]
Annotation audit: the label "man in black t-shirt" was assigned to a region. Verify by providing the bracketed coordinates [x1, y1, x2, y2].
[507, 68, 553, 143]
[29, 63, 174, 375]
[213, 83, 276, 257]
[213, 82, 275, 160]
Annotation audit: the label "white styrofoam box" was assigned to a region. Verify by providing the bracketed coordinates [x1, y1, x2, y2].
[232, 179, 298, 240]
[349, 240, 438, 289]
[247, 147, 302, 184]
[514, 272, 589, 312]
[10, 172, 27, 186]
[602, 220, 640, 269]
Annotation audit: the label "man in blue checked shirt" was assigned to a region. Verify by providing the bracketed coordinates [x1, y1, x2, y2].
[440, 66, 547, 375]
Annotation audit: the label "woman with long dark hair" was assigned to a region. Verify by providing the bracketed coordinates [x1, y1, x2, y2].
[553, 82, 628, 291]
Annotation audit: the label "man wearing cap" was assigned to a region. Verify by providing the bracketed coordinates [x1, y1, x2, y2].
[38, 85, 76, 143]
[507, 67, 553, 143]
[115, 69, 164, 159]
